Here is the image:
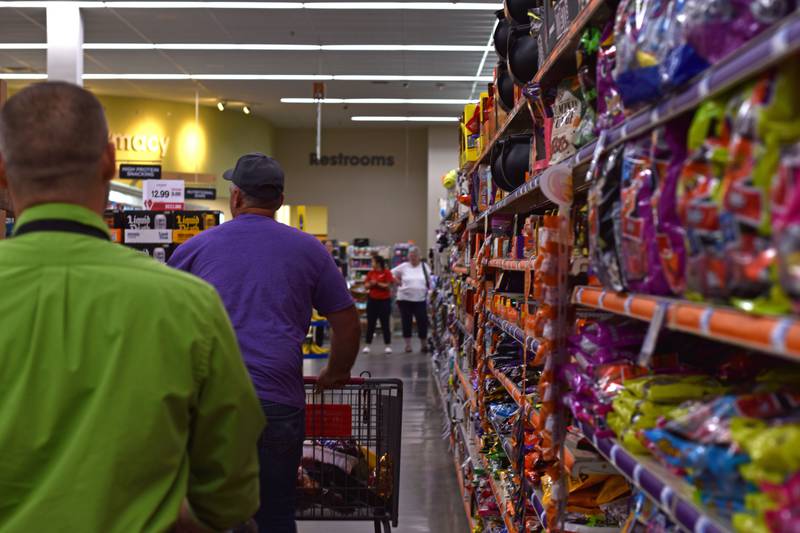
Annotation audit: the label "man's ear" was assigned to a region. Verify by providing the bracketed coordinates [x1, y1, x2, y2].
[100, 141, 116, 182]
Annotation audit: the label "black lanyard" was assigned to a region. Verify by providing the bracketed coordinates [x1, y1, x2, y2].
[13, 219, 110, 241]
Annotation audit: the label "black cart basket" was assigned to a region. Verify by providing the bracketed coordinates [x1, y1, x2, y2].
[296, 377, 403, 533]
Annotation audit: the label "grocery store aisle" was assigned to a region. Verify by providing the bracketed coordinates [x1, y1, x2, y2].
[300, 340, 468, 533]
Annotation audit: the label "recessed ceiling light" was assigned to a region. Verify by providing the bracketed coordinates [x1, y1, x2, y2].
[243, 105, 251, 115]
[351, 116, 459, 122]
[217, 101, 226, 111]
[282, 98, 475, 104]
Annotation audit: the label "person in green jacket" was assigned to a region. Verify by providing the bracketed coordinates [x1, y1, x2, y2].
[0, 82, 265, 532]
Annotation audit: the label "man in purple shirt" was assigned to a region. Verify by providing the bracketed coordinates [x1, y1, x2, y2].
[169, 153, 360, 533]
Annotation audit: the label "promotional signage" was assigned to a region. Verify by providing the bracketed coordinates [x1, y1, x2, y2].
[119, 164, 162, 180]
[143, 179, 184, 210]
[185, 187, 217, 200]
[123, 229, 173, 244]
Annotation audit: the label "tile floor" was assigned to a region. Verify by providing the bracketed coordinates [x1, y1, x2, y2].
[299, 340, 468, 533]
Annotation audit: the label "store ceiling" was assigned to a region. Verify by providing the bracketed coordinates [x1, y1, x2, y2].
[0, 2, 498, 127]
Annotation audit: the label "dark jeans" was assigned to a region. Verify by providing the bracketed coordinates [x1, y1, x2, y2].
[366, 298, 392, 345]
[397, 300, 428, 339]
[255, 400, 305, 533]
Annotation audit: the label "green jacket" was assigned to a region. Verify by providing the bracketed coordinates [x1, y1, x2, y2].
[0, 203, 265, 532]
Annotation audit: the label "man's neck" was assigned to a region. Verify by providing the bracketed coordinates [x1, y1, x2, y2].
[237, 207, 277, 219]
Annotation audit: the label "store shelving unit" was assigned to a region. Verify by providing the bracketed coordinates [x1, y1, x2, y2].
[576, 421, 733, 533]
[433, 2, 800, 532]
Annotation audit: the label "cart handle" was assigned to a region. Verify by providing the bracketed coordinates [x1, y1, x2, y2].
[304, 376, 366, 385]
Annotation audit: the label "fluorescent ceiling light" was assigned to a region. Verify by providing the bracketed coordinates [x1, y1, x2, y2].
[73, 1, 503, 11]
[82, 43, 493, 52]
[0, 43, 47, 50]
[282, 98, 474, 104]
[82, 73, 490, 81]
[351, 116, 459, 122]
[0, 2, 500, 10]
[0, 73, 47, 80]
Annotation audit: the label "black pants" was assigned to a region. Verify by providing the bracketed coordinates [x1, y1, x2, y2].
[366, 298, 392, 345]
[397, 300, 428, 339]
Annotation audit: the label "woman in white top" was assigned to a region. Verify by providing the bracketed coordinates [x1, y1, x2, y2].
[391, 246, 430, 353]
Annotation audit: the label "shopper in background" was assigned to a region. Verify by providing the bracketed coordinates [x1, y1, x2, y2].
[325, 238, 347, 277]
[391, 245, 431, 353]
[0, 82, 264, 532]
[169, 153, 361, 533]
[363, 254, 395, 354]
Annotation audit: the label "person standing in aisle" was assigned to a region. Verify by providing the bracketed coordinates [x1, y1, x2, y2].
[363, 254, 395, 354]
[325, 238, 347, 277]
[392, 245, 431, 353]
[0, 82, 265, 532]
[168, 153, 361, 533]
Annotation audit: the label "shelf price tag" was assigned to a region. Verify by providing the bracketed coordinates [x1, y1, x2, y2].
[638, 301, 669, 367]
[143, 179, 184, 211]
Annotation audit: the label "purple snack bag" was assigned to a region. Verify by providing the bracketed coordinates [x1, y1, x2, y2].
[684, 0, 791, 64]
[595, 21, 624, 133]
[619, 135, 672, 295]
[653, 117, 691, 296]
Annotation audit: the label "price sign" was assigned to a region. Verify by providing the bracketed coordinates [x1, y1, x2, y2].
[143, 179, 184, 211]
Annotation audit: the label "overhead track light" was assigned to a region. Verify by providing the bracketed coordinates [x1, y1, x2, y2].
[351, 116, 459, 122]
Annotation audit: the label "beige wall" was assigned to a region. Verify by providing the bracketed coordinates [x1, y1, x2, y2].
[274, 127, 428, 246]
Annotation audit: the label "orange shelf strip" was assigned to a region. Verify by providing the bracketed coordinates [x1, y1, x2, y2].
[486, 258, 536, 271]
[452, 264, 469, 275]
[452, 451, 475, 531]
[488, 358, 525, 406]
[572, 286, 800, 361]
[455, 364, 477, 409]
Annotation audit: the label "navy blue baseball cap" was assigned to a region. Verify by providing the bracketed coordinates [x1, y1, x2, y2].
[223, 153, 285, 199]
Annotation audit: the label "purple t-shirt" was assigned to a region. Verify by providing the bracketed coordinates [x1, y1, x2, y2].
[168, 214, 354, 408]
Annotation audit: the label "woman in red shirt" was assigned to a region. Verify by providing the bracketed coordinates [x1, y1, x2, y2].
[363, 254, 395, 354]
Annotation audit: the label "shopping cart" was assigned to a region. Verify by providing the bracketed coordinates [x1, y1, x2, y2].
[296, 376, 403, 533]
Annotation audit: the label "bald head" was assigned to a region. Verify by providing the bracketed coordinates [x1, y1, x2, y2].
[0, 82, 115, 214]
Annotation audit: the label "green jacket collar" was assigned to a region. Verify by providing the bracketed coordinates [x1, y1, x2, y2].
[14, 203, 110, 237]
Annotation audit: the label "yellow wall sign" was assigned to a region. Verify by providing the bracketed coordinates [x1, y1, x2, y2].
[111, 133, 170, 162]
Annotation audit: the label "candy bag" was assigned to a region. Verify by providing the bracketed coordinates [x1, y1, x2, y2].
[722, 64, 800, 313]
[613, 0, 672, 108]
[619, 134, 672, 294]
[677, 97, 732, 300]
[732, 418, 800, 485]
[653, 117, 691, 295]
[550, 77, 583, 164]
[773, 142, 800, 312]
[588, 146, 627, 292]
[595, 21, 624, 132]
[684, 0, 792, 65]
